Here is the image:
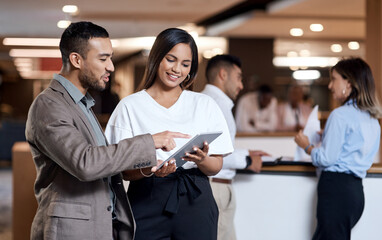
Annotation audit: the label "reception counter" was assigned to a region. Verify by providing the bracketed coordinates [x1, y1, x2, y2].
[233, 132, 382, 240]
[12, 135, 382, 240]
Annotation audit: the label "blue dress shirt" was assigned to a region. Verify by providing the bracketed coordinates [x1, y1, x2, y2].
[311, 99, 380, 178]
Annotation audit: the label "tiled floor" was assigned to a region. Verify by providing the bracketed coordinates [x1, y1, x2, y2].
[0, 168, 12, 240]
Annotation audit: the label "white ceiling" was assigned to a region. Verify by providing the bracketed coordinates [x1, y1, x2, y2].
[0, 0, 366, 78]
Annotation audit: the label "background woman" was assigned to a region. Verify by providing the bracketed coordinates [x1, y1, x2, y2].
[105, 28, 233, 240]
[295, 57, 381, 240]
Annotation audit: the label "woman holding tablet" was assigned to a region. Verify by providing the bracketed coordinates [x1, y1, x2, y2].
[295, 57, 381, 240]
[105, 28, 233, 240]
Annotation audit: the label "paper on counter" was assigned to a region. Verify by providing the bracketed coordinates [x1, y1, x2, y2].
[294, 105, 321, 161]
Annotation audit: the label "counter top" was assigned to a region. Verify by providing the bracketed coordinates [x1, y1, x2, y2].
[256, 163, 382, 176]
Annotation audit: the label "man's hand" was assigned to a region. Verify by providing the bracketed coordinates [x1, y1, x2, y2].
[152, 131, 191, 151]
[247, 152, 262, 173]
[249, 150, 270, 157]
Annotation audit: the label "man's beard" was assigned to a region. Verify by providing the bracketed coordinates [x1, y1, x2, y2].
[79, 69, 105, 92]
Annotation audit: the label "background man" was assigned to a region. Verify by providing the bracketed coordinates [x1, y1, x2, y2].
[202, 54, 267, 240]
[277, 85, 312, 131]
[235, 84, 278, 132]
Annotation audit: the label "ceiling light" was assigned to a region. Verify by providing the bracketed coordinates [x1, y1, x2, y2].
[57, 20, 71, 29]
[348, 41, 360, 50]
[203, 50, 214, 59]
[62, 5, 78, 14]
[299, 50, 310, 57]
[292, 70, 321, 80]
[330, 44, 343, 53]
[212, 48, 223, 55]
[289, 66, 299, 71]
[287, 51, 298, 57]
[114, 37, 156, 51]
[273, 57, 340, 67]
[290, 28, 303, 37]
[9, 49, 61, 58]
[3, 38, 59, 47]
[310, 24, 324, 32]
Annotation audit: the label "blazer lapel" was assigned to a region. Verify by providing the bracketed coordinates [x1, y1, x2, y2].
[49, 79, 99, 145]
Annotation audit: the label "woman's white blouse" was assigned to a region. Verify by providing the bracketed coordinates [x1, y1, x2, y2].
[105, 90, 233, 169]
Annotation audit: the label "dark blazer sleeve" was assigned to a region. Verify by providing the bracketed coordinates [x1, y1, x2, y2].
[26, 89, 157, 182]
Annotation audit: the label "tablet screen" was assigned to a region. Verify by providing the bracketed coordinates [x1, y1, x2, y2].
[157, 131, 223, 169]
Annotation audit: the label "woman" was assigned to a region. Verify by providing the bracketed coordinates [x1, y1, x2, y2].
[295, 57, 381, 240]
[105, 28, 233, 240]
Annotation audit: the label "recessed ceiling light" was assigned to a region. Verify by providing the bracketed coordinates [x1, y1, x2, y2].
[3, 38, 59, 46]
[348, 41, 360, 50]
[310, 24, 324, 32]
[293, 70, 321, 80]
[57, 20, 71, 29]
[273, 56, 340, 67]
[62, 5, 78, 14]
[299, 49, 310, 57]
[287, 51, 298, 57]
[9, 49, 61, 58]
[290, 28, 303, 37]
[289, 66, 299, 71]
[203, 50, 214, 59]
[330, 44, 343, 53]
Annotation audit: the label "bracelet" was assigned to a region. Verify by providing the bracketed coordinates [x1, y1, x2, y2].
[304, 144, 314, 153]
[140, 168, 154, 177]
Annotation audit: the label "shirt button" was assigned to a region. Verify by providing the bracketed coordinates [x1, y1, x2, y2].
[107, 206, 112, 211]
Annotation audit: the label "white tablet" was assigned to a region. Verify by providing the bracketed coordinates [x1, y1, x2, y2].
[157, 131, 223, 169]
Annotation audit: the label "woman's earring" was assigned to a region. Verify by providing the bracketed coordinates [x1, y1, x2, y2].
[342, 88, 346, 95]
[186, 74, 190, 81]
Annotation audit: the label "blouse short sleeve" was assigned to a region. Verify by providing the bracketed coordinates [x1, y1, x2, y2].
[105, 99, 134, 145]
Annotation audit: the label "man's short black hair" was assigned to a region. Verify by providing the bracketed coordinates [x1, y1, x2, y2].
[258, 84, 273, 94]
[205, 54, 241, 83]
[59, 21, 109, 65]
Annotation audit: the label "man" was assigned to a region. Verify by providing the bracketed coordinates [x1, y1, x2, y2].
[277, 85, 312, 131]
[235, 84, 278, 132]
[25, 21, 187, 240]
[201, 54, 267, 240]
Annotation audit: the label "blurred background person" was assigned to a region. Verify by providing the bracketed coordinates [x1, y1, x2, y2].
[235, 84, 278, 132]
[295, 57, 381, 240]
[202, 54, 268, 240]
[277, 85, 312, 131]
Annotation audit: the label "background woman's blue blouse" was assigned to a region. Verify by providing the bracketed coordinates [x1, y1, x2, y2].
[311, 100, 380, 178]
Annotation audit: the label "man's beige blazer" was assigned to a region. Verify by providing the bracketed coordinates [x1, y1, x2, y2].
[26, 79, 156, 240]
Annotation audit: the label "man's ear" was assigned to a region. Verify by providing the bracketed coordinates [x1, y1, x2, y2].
[69, 52, 82, 69]
[218, 68, 227, 82]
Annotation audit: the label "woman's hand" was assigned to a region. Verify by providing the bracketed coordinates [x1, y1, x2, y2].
[151, 159, 176, 177]
[182, 142, 223, 176]
[182, 141, 209, 164]
[294, 130, 310, 149]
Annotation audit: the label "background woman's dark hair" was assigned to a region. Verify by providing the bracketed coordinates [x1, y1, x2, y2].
[139, 28, 198, 90]
[59, 21, 109, 66]
[331, 57, 382, 118]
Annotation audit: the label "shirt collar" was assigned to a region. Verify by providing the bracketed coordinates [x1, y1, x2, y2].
[204, 84, 234, 108]
[54, 73, 95, 108]
[345, 98, 356, 106]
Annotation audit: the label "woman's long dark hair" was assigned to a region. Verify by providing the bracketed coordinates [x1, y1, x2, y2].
[331, 57, 382, 118]
[138, 28, 198, 91]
